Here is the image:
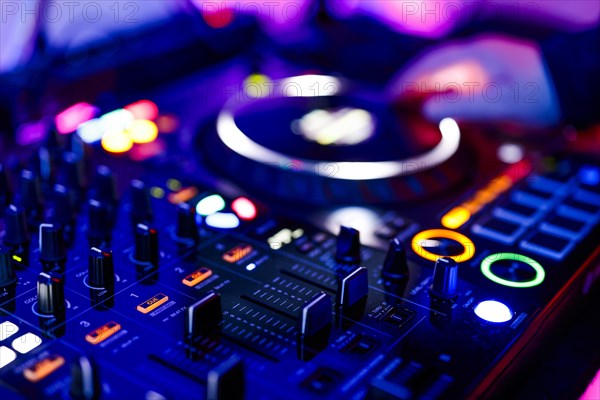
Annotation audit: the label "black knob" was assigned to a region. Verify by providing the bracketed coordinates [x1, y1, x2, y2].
[87, 199, 113, 246]
[19, 169, 43, 225]
[335, 226, 361, 264]
[39, 223, 66, 265]
[70, 355, 101, 400]
[4, 204, 30, 246]
[0, 164, 12, 208]
[88, 247, 114, 289]
[185, 291, 222, 342]
[382, 238, 409, 280]
[48, 185, 76, 233]
[90, 165, 117, 205]
[58, 152, 86, 205]
[134, 224, 159, 267]
[176, 203, 199, 246]
[207, 356, 244, 400]
[37, 271, 65, 315]
[130, 180, 152, 226]
[0, 246, 17, 287]
[337, 266, 368, 308]
[430, 257, 458, 299]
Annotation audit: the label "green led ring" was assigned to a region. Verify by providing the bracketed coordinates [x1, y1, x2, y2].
[481, 252, 545, 288]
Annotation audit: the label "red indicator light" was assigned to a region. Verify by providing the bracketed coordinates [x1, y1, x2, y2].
[232, 197, 257, 220]
[124, 100, 159, 120]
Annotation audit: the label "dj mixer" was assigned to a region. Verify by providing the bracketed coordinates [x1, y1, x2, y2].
[1, 69, 599, 400]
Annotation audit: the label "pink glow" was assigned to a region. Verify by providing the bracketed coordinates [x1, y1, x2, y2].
[580, 369, 600, 400]
[55, 102, 99, 134]
[124, 100, 159, 121]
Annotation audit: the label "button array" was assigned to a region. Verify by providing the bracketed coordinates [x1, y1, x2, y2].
[472, 164, 599, 261]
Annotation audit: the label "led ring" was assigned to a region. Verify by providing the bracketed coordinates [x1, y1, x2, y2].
[411, 229, 475, 262]
[481, 253, 545, 288]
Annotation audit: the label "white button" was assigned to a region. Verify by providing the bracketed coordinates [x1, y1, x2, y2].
[0, 321, 19, 341]
[11, 333, 43, 354]
[0, 346, 17, 369]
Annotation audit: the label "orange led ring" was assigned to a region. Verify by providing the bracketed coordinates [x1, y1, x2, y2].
[411, 229, 475, 262]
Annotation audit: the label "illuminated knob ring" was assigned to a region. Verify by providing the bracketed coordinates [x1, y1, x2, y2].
[411, 229, 475, 262]
[480, 253, 545, 288]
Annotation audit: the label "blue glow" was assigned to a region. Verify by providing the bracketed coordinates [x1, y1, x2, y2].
[474, 300, 513, 323]
[205, 212, 239, 229]
[100, 108, 134, 131]
[579, 166, 600, 186]
[196, 194, 226, 216]
[245, 263, 257, 271]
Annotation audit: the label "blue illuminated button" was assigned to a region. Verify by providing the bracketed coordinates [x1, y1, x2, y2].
[474, 300, 513, 323]
[205, 212, 240, 229]
[579, 165, 600, 186]
[472, 217, 525, 245]
[520, 231, 574, 261]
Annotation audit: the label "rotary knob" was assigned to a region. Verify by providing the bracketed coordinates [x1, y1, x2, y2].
[335, 226, 361, 264]
[19, 169, 43, 226]
[130, 180, 153, 227]
[87, 199, 113, 247]
[430, 257, 458, 299]
[37, 271, 65, 315]
[0, 246, 17, 287]
[134, 224, 159, 268]
[39, 223, 66, 267]
[88, 247, 115, 289]
[382, 238, 409, 281]
[176, 203, 199, 246]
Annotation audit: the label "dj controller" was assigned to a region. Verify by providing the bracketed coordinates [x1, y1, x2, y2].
[1, 69, 599, 400]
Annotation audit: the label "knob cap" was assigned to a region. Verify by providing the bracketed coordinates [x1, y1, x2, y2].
[19, 169, 43, 224]
[337, 266, 368, 308]
[90, 165, 118, 205]
[0, 164, 12, 208]
[48, 185, 76, 226]
[39, 223, 66, 264]
[176, 203, 199, 245]
[58, 152, 86, 205]
[88, 247, 114, 288]
[185, 291, 222, 341]
[430, 257, 458, 299]
[4, 204, 30, 245]
[299, 292, 332, 337]
[87, 199, 113, 246]
[37, 271, 65, 315]
[382, 238, 409, 280]
[0, 246, 17, 287]
[130, 180, 152, 226]
[207, 356, 244, 400]
[335, 226, 361, 264]
[70, 355, 101, 400]
[134, 224, 159, 267]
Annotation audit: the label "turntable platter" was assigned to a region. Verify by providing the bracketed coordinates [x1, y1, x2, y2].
[201, 75, 471, 204]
